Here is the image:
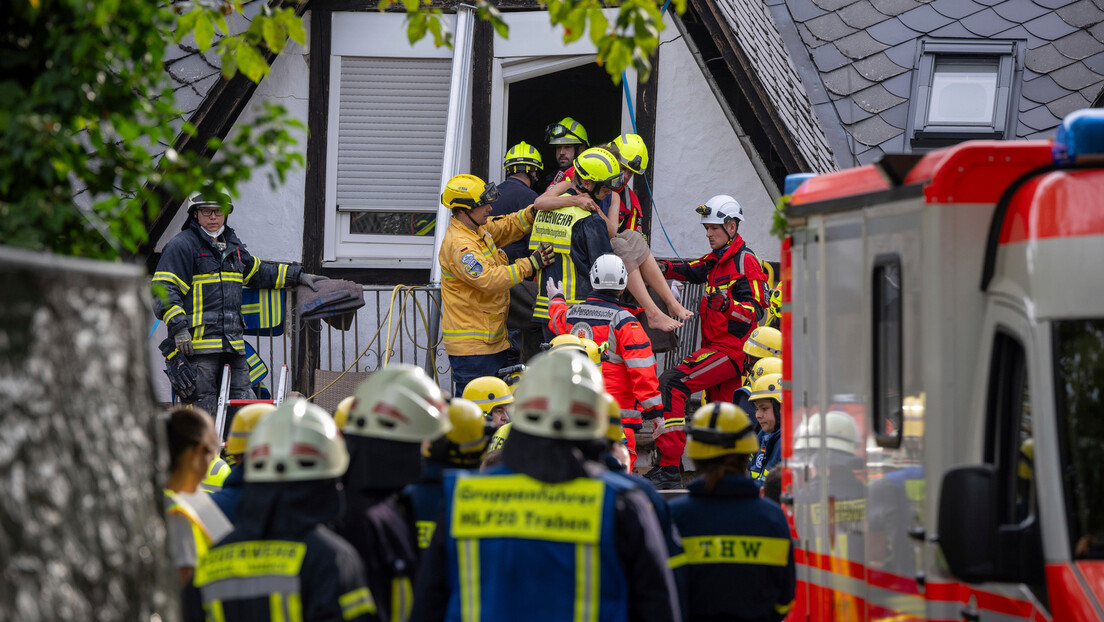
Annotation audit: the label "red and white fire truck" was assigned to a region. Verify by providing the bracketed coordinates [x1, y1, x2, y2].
[778, 109, 1104, 621]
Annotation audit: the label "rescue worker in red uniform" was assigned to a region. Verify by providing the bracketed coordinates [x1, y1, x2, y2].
[652, 195, 770, 489]
[546, 253, 663, 469]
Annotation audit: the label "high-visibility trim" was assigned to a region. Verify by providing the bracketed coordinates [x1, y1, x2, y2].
[245, 256, 261, 282]
[220, 272, 244, 283]
[390, 577, 413, 622]
[575, 543, 599, 622]
[416, 520, 436, 550]
[339, 587, 377, 619]
[516, 206, 533, 231]
[271, 593, 285, 622]
[194, 541, 307, 586]
[442, 328, 507, 340]
[681, 535, 790, 566]
[624, 355, 656, 368]
[154, 271, 191, 292]
[276, 264, 289, 289]
[638, 395, 662, 409]
[288, 593, 303, 622]
[200, 575, 300, 601]
[774, 599, 794, 615]
[668, 553, 687, 569]
[163, 305, 186, 323]
[205, 599, 227, 622]
[450, 475, 604, 543]
[458, 539, 481, 622]
[442, 269, 456, 279]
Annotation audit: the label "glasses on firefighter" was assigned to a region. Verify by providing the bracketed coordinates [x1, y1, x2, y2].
[453, 182, 501, 209]
[687, 424, 753, 448]
[197, 208, 225, 218]
[603, 173, 625, 192]
[545, 122, 586, 144]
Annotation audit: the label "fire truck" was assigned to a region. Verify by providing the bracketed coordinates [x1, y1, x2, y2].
[778, 109, 1104, 621]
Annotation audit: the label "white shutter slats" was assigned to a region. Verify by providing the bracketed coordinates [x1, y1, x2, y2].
[336, 57, 451, 210]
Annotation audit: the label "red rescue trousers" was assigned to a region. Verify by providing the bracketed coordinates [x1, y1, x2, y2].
[654, 349, 744, 467]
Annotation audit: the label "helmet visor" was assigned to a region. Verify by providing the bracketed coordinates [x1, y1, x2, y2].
[602, 173, 625, 192]
[452, 182, 501, 209]
[545, 122, 586, 144]
[621, 154, 644, 173]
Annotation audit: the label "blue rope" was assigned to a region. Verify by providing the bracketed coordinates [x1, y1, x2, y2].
[148, 319, 161, 339]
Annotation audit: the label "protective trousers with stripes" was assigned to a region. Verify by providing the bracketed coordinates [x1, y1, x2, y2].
[656, 349, 743, 467]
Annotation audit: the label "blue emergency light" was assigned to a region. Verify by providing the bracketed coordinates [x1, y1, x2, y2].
[1052, 109, 1104, 165]
[784, 173, 816, 195]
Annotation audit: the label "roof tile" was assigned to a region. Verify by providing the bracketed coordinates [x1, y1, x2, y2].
[797, 22, 831, 48]
[883, 40, 920, 68]
[834, 30, 891, 59]
[1033, 0, 1079, 8]
[991, 0, 1051, 23]
[1022, 73, 1070, 103]
[848, 114, 904, 145]
[879, 100, 912, 128]
[1090, 20, 1104, 40]
[973, 0, 1004, 5]
[878, 132, 908, 153]
[787, 0, 831, 21]
[929, 0, 987, 19]
[853, 82, 909, 112]
[961, 8, 1017, 36]
[1046, 90, 1091, 116]
[1019, 103, 1064, 130]
[853, 51, 910, 80]
[1022, 11, 1080, 40]
[1025, 128, 1058, 139]
[812, 0, 862, 10]
[857, 146, 886, 165]
[867, 17, 923, 45]
[1081, 80, 1104, 102]
[1057, 0, 1104, 26]
[1082, 50, 1104, 74]
[930, 21, 978, 38]
[897, 4, 955, 32]
[834, 97, 877, 123]
[1053, 30, 1104, 59]
[813, 42, 854, 71]
[870, 0, 926, 17]
[881, 69, 916, 97]
[1051, 62, 1104, 90]
[993, 24, 1048, 49]
[839, 1, 891, 28]
[1025, 44, 1079, 73]
[823, 64, 878, 95]
[1016, 121, 1036, 137]
[805, 11, 860, 42]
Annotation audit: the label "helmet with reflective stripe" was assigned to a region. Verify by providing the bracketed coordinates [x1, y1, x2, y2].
[579, 338, 604, 366]
[744, 326, 782, 358]
[442, 174, 500, 211]
[793, 411, 857, 455]
[749, 373, 782, 403]
[201, 457, 231, 491]
[486, 421, 511, 453]
[590, 253, 628, 291]
[512, 351, 608, 440]
[573, 148, 624, 191]
[545, 116, 589, 146]
[187, 192, 234, 220]
[614, 134, 649, 175]
[750, 357, 782, 384]
[696, 194, 744, 225]
[687, 402, 758, 460]
[346, 364, 450, 442]
[226, 402, 277, 456]
[424, 398, 490, 466]
[504, 141, 543, 172]
[245, 399, 350, 483]
[462, 376, 515, 419]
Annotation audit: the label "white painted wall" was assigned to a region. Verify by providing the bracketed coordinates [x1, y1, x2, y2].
[649, 13, 779, 263]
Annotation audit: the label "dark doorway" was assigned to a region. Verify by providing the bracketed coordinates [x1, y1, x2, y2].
[505, 62, 622, 186]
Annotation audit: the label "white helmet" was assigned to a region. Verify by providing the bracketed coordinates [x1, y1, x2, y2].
[512, 351, 609, 441]
[346, 364, 450, 442]
[245, 399, 349, 483]
[590, 253, 628, 290]
[793, 411, 856, 455]
[696, 194, 744, 225]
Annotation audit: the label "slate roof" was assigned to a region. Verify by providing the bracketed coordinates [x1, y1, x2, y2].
[771, 0, 1104, 166]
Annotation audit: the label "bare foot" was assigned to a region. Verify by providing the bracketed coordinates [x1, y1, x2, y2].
[646, 309, 683, 332]
[670, 301, 695, 321]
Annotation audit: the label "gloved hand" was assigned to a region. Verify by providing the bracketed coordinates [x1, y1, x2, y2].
[641, 406, 664, 421]
[546, 276, 565, 299]
[300, 273, 328, 292]
[165, 354, 197, 399]
[705, 289, 731, 313]
[656, 259, 672, 276]
[174, 329, 194, 357]
[528, 242, 556, 272]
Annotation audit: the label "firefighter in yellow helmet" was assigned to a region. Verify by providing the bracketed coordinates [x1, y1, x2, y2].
[411, 351, 681, 622]
[492, 141, 545, 264]
[210, 402, 276, 523]
[749, 372, 783, 483]
[404, 398, 492, 549]
[544, 116, 589, 187]
[669, 402, 796, 621]
[439, 173, 557, 396]
[462, 375, 514, 427]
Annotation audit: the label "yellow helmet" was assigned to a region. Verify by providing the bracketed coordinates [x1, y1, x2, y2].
[744, 326, 782, 358]
[462, 376, 515, 419]
[226, 402, 277, 456]
[579, 338, 604, 366]
[486, 421, 511, 453]
[334, 396, 354, 430]
[441, 174, 500, 211]
[545, 116, 589, 146]
[614, 134, 649, 175]
[687, 402, 758, 460]
[200, 456, 231, 492]
[750, 357, 782, 384]
[548, 333, 585, 355]
[424, 398, 490, 467]
[573, 148, 624, 191]
[769, 288, 783, 317]
[504, 141, 543, 173]
[749, 373, 783, 403]
[1018, 438, 1034, 480]
[605, 393, 626, 444]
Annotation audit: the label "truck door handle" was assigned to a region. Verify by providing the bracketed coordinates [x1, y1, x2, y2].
[907, 526, 926, 542]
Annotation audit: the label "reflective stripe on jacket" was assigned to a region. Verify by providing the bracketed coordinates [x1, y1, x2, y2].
[165, 489, 213, 558]
[439, 210, 535, 356]
[529, 195, 613, 321]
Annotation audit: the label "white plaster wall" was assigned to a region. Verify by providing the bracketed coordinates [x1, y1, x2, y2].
[649, 14, 779, 263]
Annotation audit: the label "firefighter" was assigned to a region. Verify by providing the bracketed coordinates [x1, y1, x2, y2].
[743, 326, 782, 385]
[336, 364, 451, 622]
[547, 253, 664, 471]
[653, 195, 770, 489]
[529, 148, 618, 334]
[152, 194, 326, 415]
[439, 174, 557, 395]
[411, 352, 681, 622]
[669, 402, 796, 622]
[749, 373, 783, 483]
[491, 141, 543, 263]
[734, 356, 782, 429]
[544, 116, 589, 188]
[461, 375, 514, 427]
[210, 402, 276, 523]
[198, 454, 230, 493]
[403, 398, 491, 550]
[188, 399, 377, 621]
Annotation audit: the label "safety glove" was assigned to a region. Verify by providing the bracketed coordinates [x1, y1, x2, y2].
[299, 273, 328, 292]
[528, 242, 556, 272]
[704, 289, 732, 313]
[165, 355, 197, 399]
[174, 329, 194, 357]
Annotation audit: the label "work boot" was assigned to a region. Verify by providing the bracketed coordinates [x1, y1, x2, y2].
[644, 465, 661, 480]
[647, 466, 682, 490]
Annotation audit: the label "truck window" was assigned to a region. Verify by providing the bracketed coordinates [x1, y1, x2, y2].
[872, 255, 903, 447]
[983, 331, 1034, 526]
[1053, 319, 1104, 560]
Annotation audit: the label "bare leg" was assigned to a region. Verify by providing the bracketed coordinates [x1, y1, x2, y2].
[640, 254, 694, 321]
[627, 269, 682, 332]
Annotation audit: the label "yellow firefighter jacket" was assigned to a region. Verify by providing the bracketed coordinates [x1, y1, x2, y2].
[439, 207, 536, 356]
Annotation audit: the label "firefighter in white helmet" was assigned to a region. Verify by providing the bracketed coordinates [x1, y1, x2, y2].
[335, 364, 451, 622]
[210, 401, 276, 523]
[411, 351, 680, 622]
[189, 399, 376, 621]
[668, 402, 796, 621]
